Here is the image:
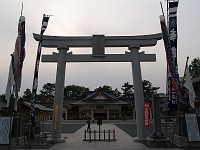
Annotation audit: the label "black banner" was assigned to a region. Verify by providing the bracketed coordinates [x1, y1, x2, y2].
[31, 14, 49, 125]
[167, 1, 179, 111]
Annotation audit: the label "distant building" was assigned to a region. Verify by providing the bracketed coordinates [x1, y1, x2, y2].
[40, 88, 135, 120]
[0, 89, 171, 121]
[19, 100, 52, 122]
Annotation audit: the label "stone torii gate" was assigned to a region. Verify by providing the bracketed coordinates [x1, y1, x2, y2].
[33, 33, 162, 143]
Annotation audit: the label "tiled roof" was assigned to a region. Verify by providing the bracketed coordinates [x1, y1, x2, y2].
[71, 88, 130, 106]
[63, 99, 80, 107]
[71, 99, 129, 105]
[23, 101, 52, 111]
[119, 99, 135, 106]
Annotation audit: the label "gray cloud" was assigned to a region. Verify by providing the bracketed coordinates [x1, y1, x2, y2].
[0, 0, 200, 96]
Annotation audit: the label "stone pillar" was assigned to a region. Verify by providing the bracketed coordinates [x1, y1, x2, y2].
[49, 45, 68, 143]
[151, 94, 164, 139]
[129, 46, 144, 139]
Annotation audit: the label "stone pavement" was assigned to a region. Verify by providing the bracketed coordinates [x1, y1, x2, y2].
[48, 123, 182, 150]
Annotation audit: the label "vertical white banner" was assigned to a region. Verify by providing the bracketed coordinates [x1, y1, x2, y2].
[185, 114, 200, 141]
[0, 117, 13, 144]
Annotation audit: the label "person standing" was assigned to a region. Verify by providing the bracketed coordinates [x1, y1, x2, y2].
[87, 118, 91, 131]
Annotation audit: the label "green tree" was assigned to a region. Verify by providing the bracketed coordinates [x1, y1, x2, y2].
[112, 88, 121, 98]
[40, 83, 55, 97]
[95, 85, 121, 98]
[121, 82, 134, 98]
[22, 88, 32, 99]
[143, 80, 160, 96]
[189, 57, 200, 79]
[121, 80, 160, 98]
[95, 85, 112, 93]
[64, 85, 89, 98]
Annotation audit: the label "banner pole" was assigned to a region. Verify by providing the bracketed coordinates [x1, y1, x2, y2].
[31, 14, 50, 126]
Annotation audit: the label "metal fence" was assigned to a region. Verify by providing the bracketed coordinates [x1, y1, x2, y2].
[83, 129, 116, 142]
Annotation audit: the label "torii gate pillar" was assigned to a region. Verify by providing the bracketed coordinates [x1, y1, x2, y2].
[129, 46, 145, 139]
[49, 45, 68, 143]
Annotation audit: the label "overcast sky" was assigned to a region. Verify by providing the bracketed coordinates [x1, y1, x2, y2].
[0, 0, 199, 96]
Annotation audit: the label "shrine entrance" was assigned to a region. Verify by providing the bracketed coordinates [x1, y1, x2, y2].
[33, 33, 162, 143]
[94, 110, 107, 120]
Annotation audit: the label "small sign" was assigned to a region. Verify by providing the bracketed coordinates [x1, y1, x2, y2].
[54, 104, 59, 130]
[144, 103, 150, 128]
[0, 117, 13, 144]
[185, 114, 200, 141]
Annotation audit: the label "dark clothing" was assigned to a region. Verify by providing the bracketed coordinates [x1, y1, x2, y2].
[87, 120, 91, 131]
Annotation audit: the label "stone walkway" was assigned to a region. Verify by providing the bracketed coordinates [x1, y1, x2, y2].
[48, 123, 182, 150]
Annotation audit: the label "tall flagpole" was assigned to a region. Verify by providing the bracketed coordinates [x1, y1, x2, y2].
[166, 0, 169, 27]
[31, 14, 50, 125]
[183, 56, 189, 78]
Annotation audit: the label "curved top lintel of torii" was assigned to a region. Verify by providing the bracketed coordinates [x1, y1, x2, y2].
[33, 33, 162, 49]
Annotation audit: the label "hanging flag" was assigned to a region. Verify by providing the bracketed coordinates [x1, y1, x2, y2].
[31, 14, 50, 125]
[184, 66, 196, 109]
[144, 102, 150, 128]
[5, 55, 15, 107]
[167, 1, 179, 110]
[13, 15, 26, 92]
[41, 16, 49, 34]
[159, 15, 182, 102]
